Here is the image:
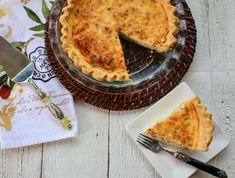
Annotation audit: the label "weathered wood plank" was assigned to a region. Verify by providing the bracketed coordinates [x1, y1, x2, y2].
[188, 0, 211, 73]
[208, 0, 235, 72]
[42, 101, 109, 178]
[109, 110, 161, 178]
[207, 0, 235, 177]
[210, 72, 235, 178]
[0, 145, 42, 178]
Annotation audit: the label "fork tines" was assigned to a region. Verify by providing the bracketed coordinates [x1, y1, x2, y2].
[137, 133, 153, 149]
[139, 133, 153, 140]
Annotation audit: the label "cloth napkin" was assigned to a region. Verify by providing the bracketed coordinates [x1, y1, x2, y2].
[0, 0, 78, 149]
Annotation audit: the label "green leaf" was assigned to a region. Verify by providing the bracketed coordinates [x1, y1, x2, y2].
[23, 6, 43, 24]
[33, 33, 45, 38]
[29, 24, 45, 31]
[49, 1, 55, 6]
[11, 41, 25, 48]
[42, 0, 50, 19]
[0, 74, 8, 86]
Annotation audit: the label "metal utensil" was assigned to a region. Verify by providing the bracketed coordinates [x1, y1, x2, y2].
[0, 36, 72, 130]
[137, 133, 227, 178]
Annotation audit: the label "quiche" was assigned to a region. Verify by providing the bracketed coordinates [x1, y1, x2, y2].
[146, 97, 214, 151]
[60, 0, 179, 82]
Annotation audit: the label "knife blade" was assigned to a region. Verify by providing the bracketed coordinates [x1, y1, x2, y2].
[0, 36, 33, 81]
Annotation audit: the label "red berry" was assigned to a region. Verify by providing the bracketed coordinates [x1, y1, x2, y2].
[0, 85, 11, 99]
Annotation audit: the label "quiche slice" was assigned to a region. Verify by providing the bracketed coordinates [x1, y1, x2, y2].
[60, 0, 179, 82]
[146, 97, 214, 151]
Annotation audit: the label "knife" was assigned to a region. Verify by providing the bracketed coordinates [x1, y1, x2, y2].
[0, 36, 72, 130]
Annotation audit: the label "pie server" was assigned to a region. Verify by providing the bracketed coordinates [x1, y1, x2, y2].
[0, 36, 72, 130]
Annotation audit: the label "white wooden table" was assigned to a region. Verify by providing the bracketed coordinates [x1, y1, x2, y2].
[1, 0, 235, 177]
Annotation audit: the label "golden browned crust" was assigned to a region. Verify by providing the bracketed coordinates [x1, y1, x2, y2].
[60, 0, 179, 82]
[191, 97, 214, 151]
[146, 97, 214, 151]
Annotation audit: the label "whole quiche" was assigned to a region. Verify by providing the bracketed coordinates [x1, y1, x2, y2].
[60, 0, 179, 82]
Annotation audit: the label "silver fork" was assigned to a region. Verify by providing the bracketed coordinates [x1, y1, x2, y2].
[137, 133, 227, 178]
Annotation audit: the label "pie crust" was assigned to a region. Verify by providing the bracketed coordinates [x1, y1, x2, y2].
[60, 0, 179, 82]
[146, 97, 214, 151]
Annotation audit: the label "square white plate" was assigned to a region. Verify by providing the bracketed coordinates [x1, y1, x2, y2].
[126, 82, 230, 178]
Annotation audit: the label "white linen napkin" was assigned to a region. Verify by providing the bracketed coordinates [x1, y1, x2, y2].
[0, 0, 78, 149]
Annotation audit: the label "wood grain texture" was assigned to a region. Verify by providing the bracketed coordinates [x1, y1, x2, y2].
[1, 0, 235, 178]
[0, 145, 42, 178]
[109, 110, 161, 178]
[42, 101, 109, 178]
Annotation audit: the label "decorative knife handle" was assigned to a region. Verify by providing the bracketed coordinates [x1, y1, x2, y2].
[29, 79, 72, 130]
[174, 152, 227, 178]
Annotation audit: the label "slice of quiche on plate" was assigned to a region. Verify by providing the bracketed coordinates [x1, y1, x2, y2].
[126, 82, 230, 178]
[146, 96, 214, 151]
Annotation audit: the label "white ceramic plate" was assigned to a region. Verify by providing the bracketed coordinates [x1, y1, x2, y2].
[126, 82, 230, 178]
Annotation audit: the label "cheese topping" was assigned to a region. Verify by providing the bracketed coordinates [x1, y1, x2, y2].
[60, 0, 179, 81]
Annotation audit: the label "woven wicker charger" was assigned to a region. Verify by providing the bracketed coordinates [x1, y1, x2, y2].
[45, 0, 197, 111]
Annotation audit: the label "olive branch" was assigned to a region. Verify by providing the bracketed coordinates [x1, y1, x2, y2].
[11, 0, 55, 50]
[23, 0, 54, 38]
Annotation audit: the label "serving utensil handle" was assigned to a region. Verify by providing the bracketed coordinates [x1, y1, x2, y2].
[29, 79, 72, 130]
[174, 152, 227, 178]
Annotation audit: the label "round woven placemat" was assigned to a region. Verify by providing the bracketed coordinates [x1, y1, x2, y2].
[45, 0, 196, 111]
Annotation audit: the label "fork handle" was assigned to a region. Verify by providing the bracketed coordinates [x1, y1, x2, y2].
[174, 152, 227, 178]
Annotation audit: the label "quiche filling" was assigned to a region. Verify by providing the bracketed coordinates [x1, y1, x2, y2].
[60, 0, 179, 82]
[147, 97, 215, 151]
